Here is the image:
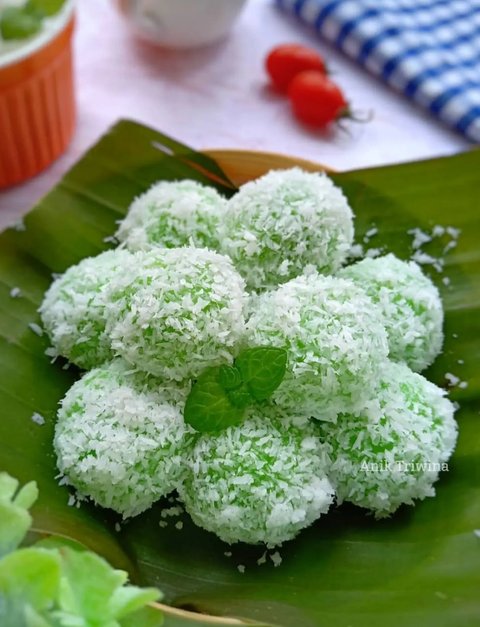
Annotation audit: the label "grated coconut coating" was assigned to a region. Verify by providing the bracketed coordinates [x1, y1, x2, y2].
[246, 273, 389, 422]
[178, 405, 334, 546]
[39, 250, 133, 369]
[339, 254, 443, 372]
[104, 247, 248, 380]
[115, 180, 226, 251]
[54, 360, 193, 518]
[317, 361, 457, 518]
[218, 168, 354, 290]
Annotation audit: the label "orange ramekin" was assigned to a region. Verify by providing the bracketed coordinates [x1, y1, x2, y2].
[0, 1, 76, 189]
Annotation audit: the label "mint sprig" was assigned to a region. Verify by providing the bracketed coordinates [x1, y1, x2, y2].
[183, 369, 245, 433]
[184, 347, 288, 433]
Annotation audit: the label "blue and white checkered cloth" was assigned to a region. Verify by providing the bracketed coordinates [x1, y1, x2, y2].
[275, 0, 480, 142]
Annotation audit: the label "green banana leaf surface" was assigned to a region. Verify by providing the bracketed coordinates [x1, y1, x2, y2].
[0, 120, 478, 627]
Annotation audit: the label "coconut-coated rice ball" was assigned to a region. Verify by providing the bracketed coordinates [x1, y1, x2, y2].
[54, 360, 192, 518]
[179, 405, 334, 546]
[115, 180, 226, 251]
[39, 249, 133, 370]
[339, 254, 443, 372]
[218, 168, 354, 290]
[104, 247, 248, 381]
[246, 273, 389, 422]
[317, 361, 457, 518]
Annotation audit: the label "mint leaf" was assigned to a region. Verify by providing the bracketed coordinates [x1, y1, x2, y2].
[236, 347, 287, 401]
[219, 365, 254, 409]
[184, 368, 246, 433]
[227, 385, 252, 409]
[218, 365, 242, 391]
[0, 473, 38, 557]
[0, 7, 42, 41]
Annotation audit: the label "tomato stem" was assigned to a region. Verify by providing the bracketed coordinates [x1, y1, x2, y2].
[338, 107, 374, 124]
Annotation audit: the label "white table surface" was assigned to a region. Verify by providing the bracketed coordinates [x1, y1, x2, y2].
[0, 0, 470, 229]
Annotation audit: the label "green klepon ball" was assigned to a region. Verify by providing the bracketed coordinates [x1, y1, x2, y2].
[104, 247, 248, 381]
[317, 361, 457, 518]
[339, 254, 443, 372]
[115, 180, 226, 251]
[218, 168, 354, 290]
[246, 273, 389, 422]
[179, 405, 334, 546]
[39, 250, 133, 370]
[54, 360, 192, 518]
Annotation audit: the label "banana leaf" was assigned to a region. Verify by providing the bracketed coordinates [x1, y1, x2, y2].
[0, 120, 478, 627]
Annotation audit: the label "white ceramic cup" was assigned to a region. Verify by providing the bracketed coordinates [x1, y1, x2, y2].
[116, 0, 248, 49]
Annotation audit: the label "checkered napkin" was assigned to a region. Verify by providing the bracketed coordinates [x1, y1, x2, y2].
[275, 0, 480, 142]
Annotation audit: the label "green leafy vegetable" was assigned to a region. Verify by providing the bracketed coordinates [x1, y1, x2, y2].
[0, 548, 61, 611]
[0, 7, 42, 41]
[0, 473, 163, 627]
[236, 347, 288, 401]
[0, 473, 38, 557]
[55, 548, 161, 626]
[184, 347, 288, 433]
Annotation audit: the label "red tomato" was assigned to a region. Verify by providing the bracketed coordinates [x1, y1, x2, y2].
[265, 44, 326, 93]
[288, 71, 348, 128]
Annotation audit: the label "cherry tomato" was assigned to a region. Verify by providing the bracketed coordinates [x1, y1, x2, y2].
[288, 71, 348, 128]
[265, 44, 326, 93]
